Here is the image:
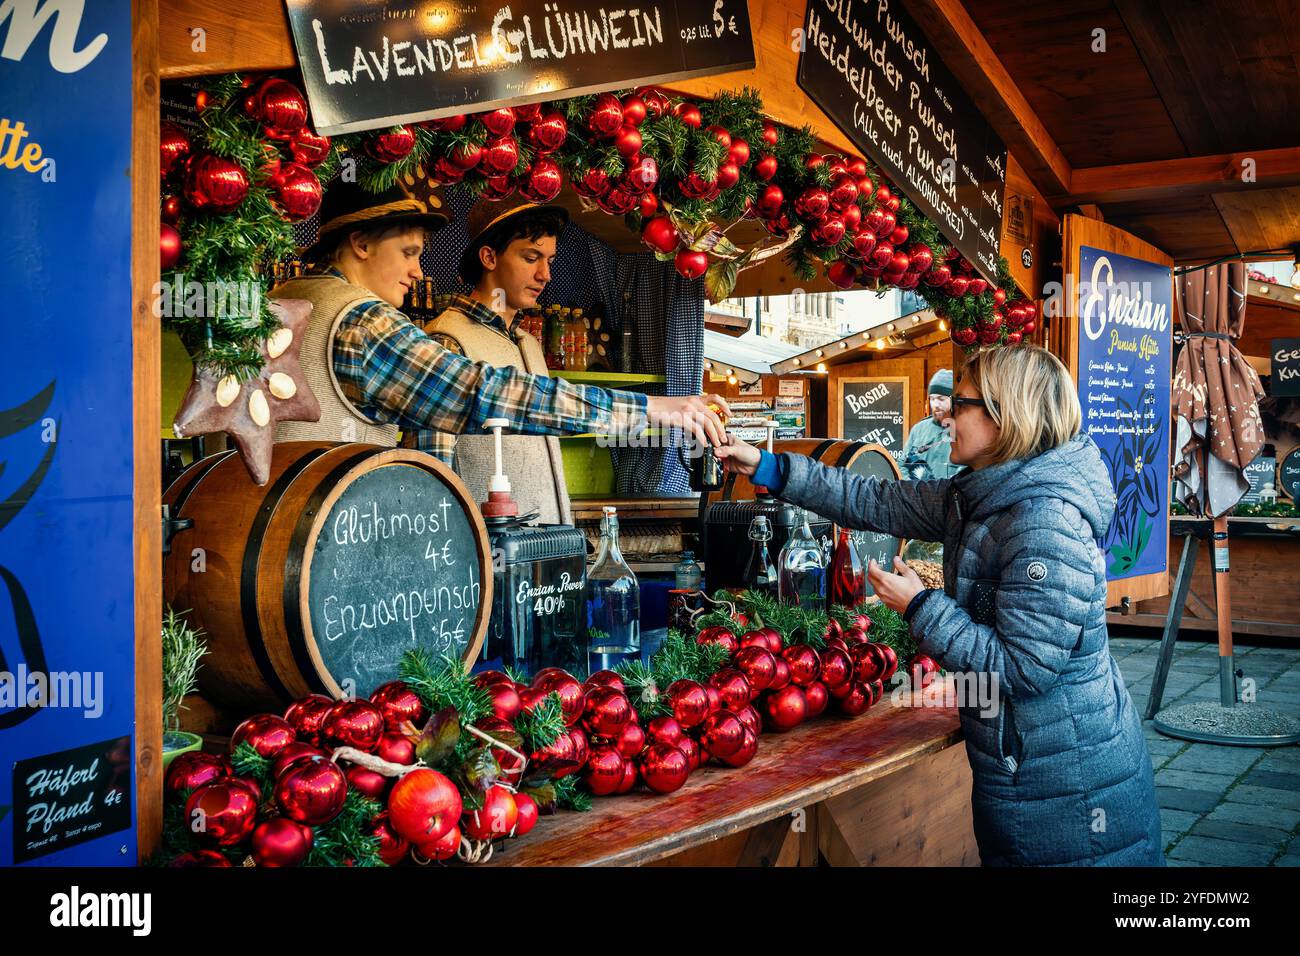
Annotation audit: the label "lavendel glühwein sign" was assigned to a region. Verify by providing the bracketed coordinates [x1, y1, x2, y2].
[285, 0, 756, 135]
[797, 0, 1008, 281]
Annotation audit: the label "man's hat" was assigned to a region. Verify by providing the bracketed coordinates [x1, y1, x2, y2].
[458, 199, 569, 285]
[302, 164, 451, 261]
[928, 368, 953, 396]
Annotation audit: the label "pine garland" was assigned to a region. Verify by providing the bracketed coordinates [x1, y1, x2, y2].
[398, 647, 492, 726]
[306, 790, 384, 868]
[514, 691, 566, 752]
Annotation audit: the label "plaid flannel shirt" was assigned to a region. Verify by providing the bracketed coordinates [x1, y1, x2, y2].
[323, 270, 647, 458]
[398, 293, 517, 463]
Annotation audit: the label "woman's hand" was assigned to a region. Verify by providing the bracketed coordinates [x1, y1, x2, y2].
[713, 436, 761, 476]
[867, 556, 926, 614]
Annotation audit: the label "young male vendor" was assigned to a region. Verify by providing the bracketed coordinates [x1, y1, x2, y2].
[273, 179, 729, 467]
[402, 199, 573, 524]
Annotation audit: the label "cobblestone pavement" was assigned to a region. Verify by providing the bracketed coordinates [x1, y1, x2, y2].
[1109, 634, 1300, 867]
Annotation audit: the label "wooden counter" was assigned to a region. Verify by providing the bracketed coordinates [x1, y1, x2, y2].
[489, 681, 977, 867]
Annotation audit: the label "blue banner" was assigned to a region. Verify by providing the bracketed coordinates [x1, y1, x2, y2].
[0, 1, 136, 864]
[1077, 246, 1173, 581]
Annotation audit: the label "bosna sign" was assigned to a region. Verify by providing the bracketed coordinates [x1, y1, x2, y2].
[285, 0, 756, 135]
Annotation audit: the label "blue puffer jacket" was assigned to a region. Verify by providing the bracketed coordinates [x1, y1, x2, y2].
[778, 434, 1164, 866]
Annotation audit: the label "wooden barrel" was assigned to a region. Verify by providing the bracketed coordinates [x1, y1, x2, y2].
[699, 439, 904, 571]
[163, 442, 493, 712]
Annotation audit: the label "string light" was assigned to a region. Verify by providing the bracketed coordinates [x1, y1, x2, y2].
[939, 319, 947, 331]
[816, 362, 827, 372]
[874, 339, 885, 350]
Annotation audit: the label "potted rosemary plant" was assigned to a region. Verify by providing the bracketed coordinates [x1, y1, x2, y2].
[162, 606, 208, 769]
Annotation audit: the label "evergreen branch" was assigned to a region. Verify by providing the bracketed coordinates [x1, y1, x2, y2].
[514, 692, 566, 752]
[398, 648, 492, 726]
[553, 775, 592, 812]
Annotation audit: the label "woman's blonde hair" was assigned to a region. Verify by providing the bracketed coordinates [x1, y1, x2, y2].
[960, 345, 1081, 464]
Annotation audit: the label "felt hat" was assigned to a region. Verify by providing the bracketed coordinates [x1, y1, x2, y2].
[302, 170, 450, 261]
[458, 199, 569, 285]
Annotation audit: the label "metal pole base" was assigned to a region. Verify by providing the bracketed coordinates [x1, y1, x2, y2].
[1153, 700, 1300, 747]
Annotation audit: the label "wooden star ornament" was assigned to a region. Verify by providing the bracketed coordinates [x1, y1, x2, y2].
[173, 298, 320, 485]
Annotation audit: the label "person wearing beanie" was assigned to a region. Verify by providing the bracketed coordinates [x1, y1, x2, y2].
[901, 367, 959, 480]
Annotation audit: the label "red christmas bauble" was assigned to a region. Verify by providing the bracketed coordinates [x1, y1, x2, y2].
[584, 670, 626, 694]
[480, 107, 517, 137]
[169, 849, 232, 868]
[618, 94, 647, 127]
[733, 646, 777, 692]
[829, 175, 859, 210]
[966, 278, 988, 296]
[183, 154, 250, 213]
[284, 694, 336, 743]
[533, 670, 586, 725]
[461, 784, 518, 841]
[573, 165, 610, 198]
[587, 93, 625, 138]
[161, 194, 182, 225]
[270, 741, 326, 780]
[258, 143, 282, 183]
[763, 214, 792, 238]
[952, 326, 978, 346]
[614, 124, 642, 157]
[481, 174, 516, 201]
[289, 128, 331, 167]
[805, 153, 826, 173]
[925, 264, 952, 287]
[704, 685, 723, 714]
[164, 752, 225, 802]
[674, 249, 708, 280]
[993, 288, 1008, 306]
[673, 101, 702, 128]
[636, 86, 669, 117]
[615, 758, 639, 794]
[251, 817, 313, 867]
[274, 754, 347, 826]
[583, 687, 633, 737]
[388, 768, 462, 843]
[887, 223, 908, 246]
[597, 184, 638, 216]
[708, 668, 753, 712]
[616, 720, 647, 758]
[623, 154, 658, 193]
[1006, 331, 1023, 344]
[886, 250, 911, 274]
[645, 715, 683, 747]
[527, 111, 568, 154]
[413, 823, 461, 862]
[160, 223, 182, 270]
[873, 209, 897, 240]
[946, 275, 970, 297]
[485, 682, 522, 722]
[763, 684, 807, 731]
[794, 187, 830, 221]
[184, 780, 259, 846]
[448, 140, 483, 170]
[160, 122, 191, 177]
[810, 215, 845, 247]
[718, 727, 758, 767]
[715, 161, 741, 190]
[639, 742, 690, 794]
[677, 735, 701, 771]
[514, 102, 543, 123]
[665, 680, 710, 728]
[736, 705, 762, 738]
[833, 682, 871, 716]
[728, 138, 750, 167]
[529, 727, 576, 776]
[481, 136, 519, 175]
[344, 764, 389, 801]
[514, 792, 539, 836]
[370, 812, 410, 866]
[564, 726, 586, 769]
[818, 646, 853, 689]
[753, 154, 778, 181]
[756, 184, 784, 217]
[850, 642, 885, 683]
[804, 681, 829, 718]
[321, 699, 385, 752]
[827, 260, 856, 289]
[638, 191, 659, 218]
[232, 713, 296, 758]
[761, 121, 779, 147]
[696, 625, 738, 658]
[272, 162, 323, 221]
[376, 731, 416, 765]
[253, 78, 308, 136]
[430, 155, 465, 185]
[870, 241, 894, 269]
[430, 113, 467, 132]
[368, 126, 416, 163]
[583, 745, 625, 796]
[475, 716, 526, 784]
[769, 656, 793, 690]
[841, 203, 862, 234]
[369, 681, 427, 730]
[699, 709, 745, 758]
[908, 243, 934, 273]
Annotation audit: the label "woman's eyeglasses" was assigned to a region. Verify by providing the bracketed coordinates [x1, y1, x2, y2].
[951, 396, 991, 413]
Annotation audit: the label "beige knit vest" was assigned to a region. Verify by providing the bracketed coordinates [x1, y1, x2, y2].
[271, 275, 401, 447]
[426, 307, 572, 526]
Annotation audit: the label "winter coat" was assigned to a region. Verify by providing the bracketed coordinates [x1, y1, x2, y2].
[778, 434, 1165, 866]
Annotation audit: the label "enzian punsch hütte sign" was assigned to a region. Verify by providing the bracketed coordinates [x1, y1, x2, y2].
[285, 0, 756, 135]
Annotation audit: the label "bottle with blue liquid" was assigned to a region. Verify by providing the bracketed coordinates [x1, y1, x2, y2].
[584, 506, 640, 673]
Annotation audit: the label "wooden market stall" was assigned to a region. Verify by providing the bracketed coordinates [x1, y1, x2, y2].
[103, 0, 1298, 868]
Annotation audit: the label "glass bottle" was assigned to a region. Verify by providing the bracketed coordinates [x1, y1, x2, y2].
[675, 550, 703, 590]
[828, 527, 866, 609]
[778, 508, 827, 609]
[743, 516, 778, 596]
[545, 305, 563, 369]
[585, 506, 640, 673]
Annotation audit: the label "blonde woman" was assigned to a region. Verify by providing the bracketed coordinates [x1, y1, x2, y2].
[717, 346, 1164, 866]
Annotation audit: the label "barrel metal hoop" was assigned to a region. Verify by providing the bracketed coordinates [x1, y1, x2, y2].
[808, 438, 838, 462]
[168, 449, 237, 515]
[282, 447, 381, 696]
[241, 447, 330, 703]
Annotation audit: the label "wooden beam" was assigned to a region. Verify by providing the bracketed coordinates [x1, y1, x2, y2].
[134, 0, 164, 863]
[1061, 148, 1300, 206]
[902, 0, 1073, 199]
[160, 0, 293, 77]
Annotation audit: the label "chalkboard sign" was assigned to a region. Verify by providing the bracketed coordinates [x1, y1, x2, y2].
[840, 444, 902, 594]
[287, 0, 756, 135]
[12, 737, 132, 864]
[1240, 456, 1277, 504]
[1280, 448, 1300, 501]
[1272, 338, 1300, 397]
[837, 377, 909, 466]
[308, 463, 486, 697]
[797, 0, 1008, 281]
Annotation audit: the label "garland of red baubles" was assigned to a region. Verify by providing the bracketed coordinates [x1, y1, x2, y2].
[163, 613, 940, 867]
[160, 78, 1034, 350]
